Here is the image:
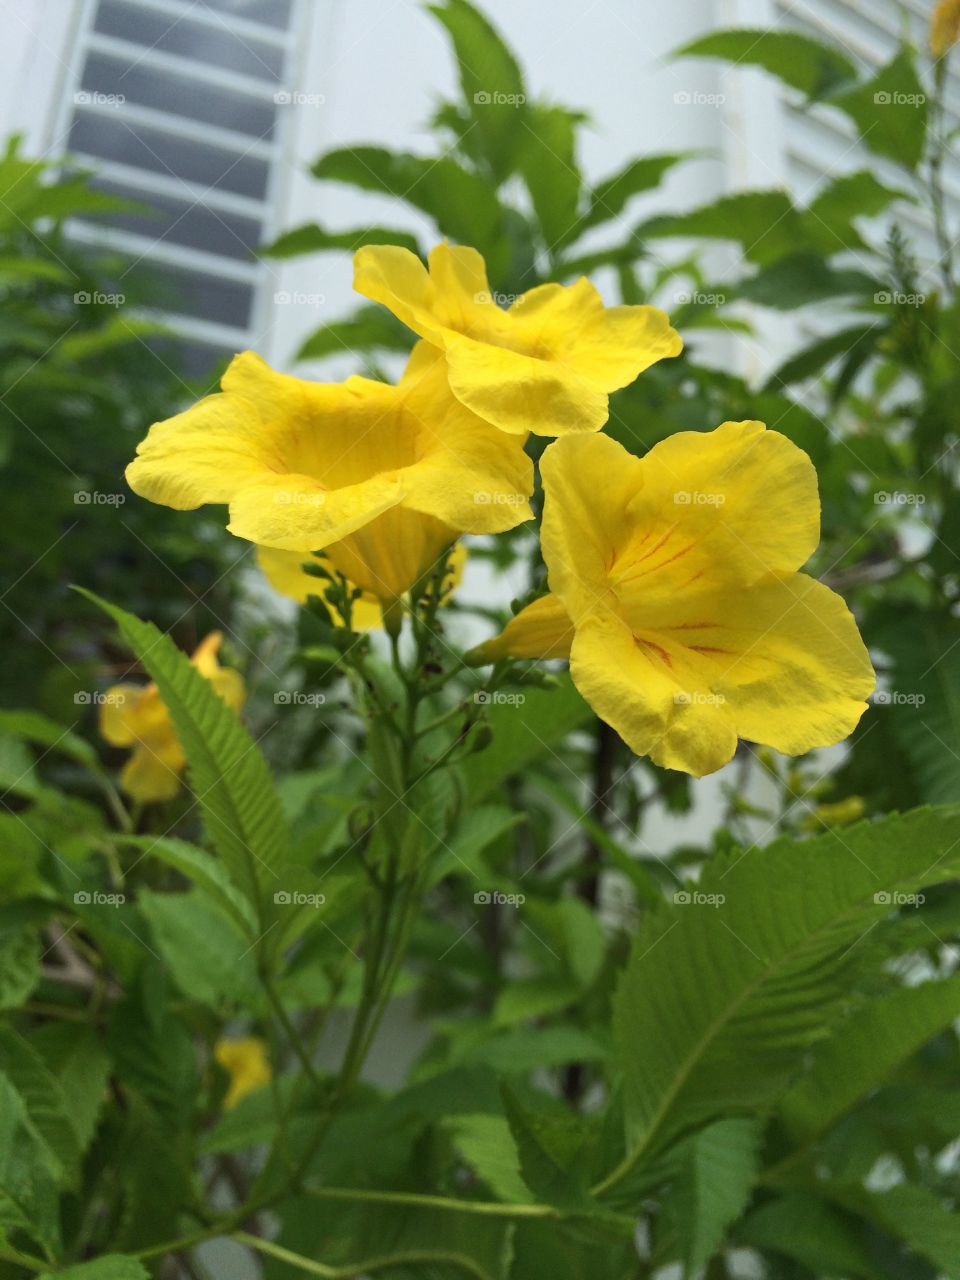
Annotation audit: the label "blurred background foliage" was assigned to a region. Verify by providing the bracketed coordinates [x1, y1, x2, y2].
[2, 2, 960, 1278]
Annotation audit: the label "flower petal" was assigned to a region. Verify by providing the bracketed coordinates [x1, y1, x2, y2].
[470, 595, 575, 663]
[539, 433, 648, 620]
[99, 685, 145, 747]
[569, 612, 739, 777]
[399, 342, 535, 527]
[120, 740, 184, 803]
[630, 420, 821, 584]
[126, 352, 307, 509]
[227, 472, 406, 550]
[692, 574, 874, 754]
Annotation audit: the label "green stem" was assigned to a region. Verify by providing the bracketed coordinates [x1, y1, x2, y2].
[260, 969, 325, 1097]
[303, 1184, 555, 1217]
[234, 1232, 493, 1280]
[0, 1245, 47, 1273]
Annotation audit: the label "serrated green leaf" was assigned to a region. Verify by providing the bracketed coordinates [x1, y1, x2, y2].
[520, 104, 582, 251]
[138, 888, 260, 1010]
[262, 222, 420, 258]
[429, 0, 526, 182]
[606, 807, 960, 1186]
[781, 976, 960, 1142]
[78, 591, 286, 920]
[737, 1193, 874, 1276]
[579, 154, 688, 235]
[668, 1117, 762, 1277]
[114, 834, 258, 937]
[834, 1183, 960, 1275]
[311, 147, 505, 268]
[676, 28, 857, 99]
[830, 48, 928, 170]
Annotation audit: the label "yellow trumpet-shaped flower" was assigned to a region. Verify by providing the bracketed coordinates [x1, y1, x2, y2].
[126, 342, 532, 603]
[931, 0, 960, 55]
[214, 1036, 271, 1109]
[100, 632, 244, 802]
[353, 242, 682, 437]
[257, 541, 467, 629]
[472, 425, 875, 777]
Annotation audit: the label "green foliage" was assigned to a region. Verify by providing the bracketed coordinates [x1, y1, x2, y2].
[4, 2, 960, 1277]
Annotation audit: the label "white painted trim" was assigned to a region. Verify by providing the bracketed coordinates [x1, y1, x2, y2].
[66, 219, 261, 281]
[69, 157, 268, 218]
[72, 98, 275, 159]
[87, 32, 283, 99]
[108, 0, 291, 48]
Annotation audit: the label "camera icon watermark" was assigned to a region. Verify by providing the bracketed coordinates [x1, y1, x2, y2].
[274, 690, 326, 707]
[273, 89, 326, 106]
[474, 690, 525, 706]
[473, 90, 525, 106]
[74, 889, 125, 907]
[874, 890, 925, 907]
[73, 290, 125, 307]
[474, 889, 526, 906]
[273, 889, 325, 907]
[674, 490, 726, 506]
[673, 889, 725, 907]
[74, 490, 126, 506]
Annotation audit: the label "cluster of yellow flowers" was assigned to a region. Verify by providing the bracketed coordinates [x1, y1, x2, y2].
[120, 241, 873, 779]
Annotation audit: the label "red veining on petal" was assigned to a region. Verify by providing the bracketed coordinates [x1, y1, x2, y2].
[688, 645, 731, 656]
[633, 635, 673, 667]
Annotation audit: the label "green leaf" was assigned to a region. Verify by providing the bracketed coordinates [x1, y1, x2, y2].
[30, 1025, 110, 1156]
[262, 222, 420, 258]
[137, 888, 260, 1010]
[737, 1193, 874, 1276]
[872, 609, 960, 804]
[806, 170, 911, 248]
[579, 155, 688, 234]
[501, 1085, 589, 1212]
[830, 48, 928, 170]
[296, 305, 413, 362]
[738, 255, 878, 310]
[607, 807, 960, 1184]
[311, 147, 505, 264]
[0, 1030, 81, 1188]
[0, 709, 100, 771]
[780, 976, 960, 1143]
[676, 28, 856, 99]
[78, 592, 287, 920]
[520, 104, 582, 252]
[445, 1112, 531, 1203]
[642, 191, 805, 266]
[765, 323, 881, 390]
[0, 1070, 60, 1256]
[113, 835, 258, 937]
[429, 0, 526, 182]
[834, 1183, 960, 1275]
[668, 1118, 762, 1277]
[38, 1258, 148, 1280]
[460, 675, 592, 802]
[0, 925, 40, 1011]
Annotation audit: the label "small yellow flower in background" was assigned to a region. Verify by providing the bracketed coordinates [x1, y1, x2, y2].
[930, 0, 960, 55]
[809, 796, 867, 829]
[126, 341, 532, 605]
[353, 242, 682, 437]
[472, 424, 875, 777]
[257, 541, 468, 629]
[214, 1036, 271, 1109]
[99, 632, 244, 802]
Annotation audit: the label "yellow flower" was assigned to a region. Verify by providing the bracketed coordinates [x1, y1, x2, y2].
[126, 342, 532, 603]
[931, 0, 960, 55]
[214, 1036, 271, 1109]
[353, 242, 682, 437]
[471, 425, 875, 777]
[256, 541, 468, 629]
[809, 796, 867, 829]
[100, 632, 244, 802]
